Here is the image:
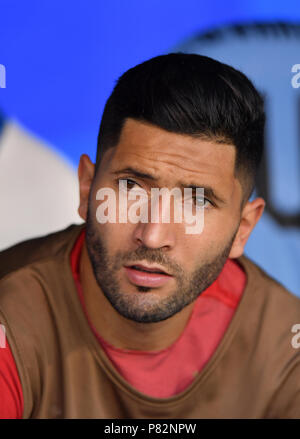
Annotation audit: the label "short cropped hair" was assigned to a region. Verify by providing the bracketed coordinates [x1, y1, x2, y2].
[96, 53, 265, 206]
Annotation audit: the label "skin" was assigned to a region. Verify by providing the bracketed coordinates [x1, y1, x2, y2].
[78, 118, 265, 352]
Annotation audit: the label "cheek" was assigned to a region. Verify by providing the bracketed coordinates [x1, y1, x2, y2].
[179, 221, 231, 263]
[203, 208, 238, 240]
[99, 221, 134, 255]
[178, 235, 210, 270]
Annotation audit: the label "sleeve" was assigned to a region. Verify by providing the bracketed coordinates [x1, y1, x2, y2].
[0, 324, 24, 419]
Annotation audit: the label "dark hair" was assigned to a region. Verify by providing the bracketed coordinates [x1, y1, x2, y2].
[96, 53, 265, 205]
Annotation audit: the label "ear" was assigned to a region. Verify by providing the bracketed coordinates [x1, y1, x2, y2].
[78, 154, 95, 221]
[228, 197, 265, 259]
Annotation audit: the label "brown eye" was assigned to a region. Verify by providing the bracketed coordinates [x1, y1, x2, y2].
[126, 179, 138, 189]
[117, 178, 139, 190]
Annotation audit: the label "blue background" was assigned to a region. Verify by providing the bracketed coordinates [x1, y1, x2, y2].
[1, 0, 300, 165]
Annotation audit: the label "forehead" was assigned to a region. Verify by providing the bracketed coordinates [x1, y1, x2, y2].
[102, 118, 241, 202]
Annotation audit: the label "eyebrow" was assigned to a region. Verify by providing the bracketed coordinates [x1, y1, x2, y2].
[111, 166, 226, 205]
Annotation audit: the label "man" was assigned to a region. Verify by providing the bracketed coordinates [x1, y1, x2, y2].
[0, 53, 299, 419]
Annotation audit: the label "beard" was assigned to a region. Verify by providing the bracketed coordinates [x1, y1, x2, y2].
[85, 203, 239, 324]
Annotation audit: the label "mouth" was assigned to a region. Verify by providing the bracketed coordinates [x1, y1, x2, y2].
[126, 264, 170, 275]
[124, 264, 173, 288]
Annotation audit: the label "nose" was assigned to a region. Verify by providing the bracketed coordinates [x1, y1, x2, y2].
[131, 193, 177, 250]
[133, 221, 176, 250]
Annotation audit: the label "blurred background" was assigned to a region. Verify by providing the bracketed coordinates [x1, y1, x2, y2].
[0, 0, 299, 297]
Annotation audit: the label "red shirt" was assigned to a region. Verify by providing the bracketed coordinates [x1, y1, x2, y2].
[0, 228, 246, 417]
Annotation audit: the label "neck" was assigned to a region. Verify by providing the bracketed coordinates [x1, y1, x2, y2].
[79, 240, 195, 351]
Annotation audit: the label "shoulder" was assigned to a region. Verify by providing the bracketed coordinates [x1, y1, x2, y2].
[236, 253, 300, 317]
[235, 254, 300, 351]
[0, 223, 85, 280]
[233, 254, 300, 362]
[0, 223, 85, 376]
[0, 224, 85, 418]
[236, 255, 300, 388]
[0, 222, 85, 342]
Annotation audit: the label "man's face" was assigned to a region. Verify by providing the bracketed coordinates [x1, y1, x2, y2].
[84, 118, 244, 323]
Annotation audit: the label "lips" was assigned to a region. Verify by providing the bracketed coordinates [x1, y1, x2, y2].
[124, 264, 173, 288]
[129, 264, 167, 275]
